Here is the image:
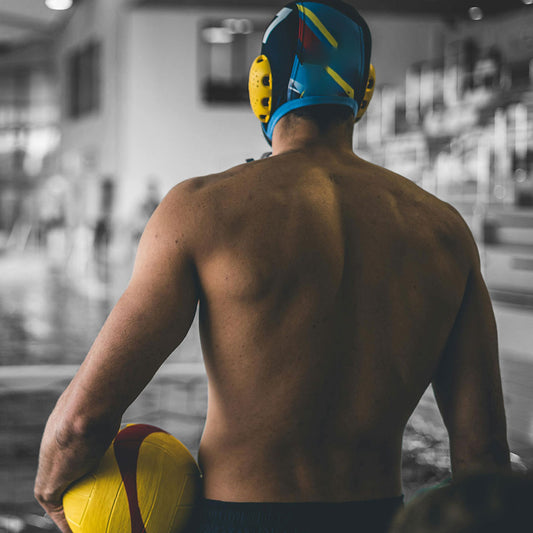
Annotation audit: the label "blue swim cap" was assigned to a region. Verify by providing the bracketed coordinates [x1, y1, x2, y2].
[249, 1, 372, 144]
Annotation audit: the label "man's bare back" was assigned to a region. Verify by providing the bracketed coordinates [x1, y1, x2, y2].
[172, 144, 507, 503]
[34, 139, 509, 532]
[34, 3, 509, 530]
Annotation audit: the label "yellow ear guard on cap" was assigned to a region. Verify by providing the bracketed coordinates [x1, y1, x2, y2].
[355, 64, 375, 123]
[249, 55, 272, 123]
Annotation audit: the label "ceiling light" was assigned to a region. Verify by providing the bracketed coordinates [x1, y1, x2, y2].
[201, 27, 233, 45]
[522, 0, 533, 5]
[468, 6, 483, 20]
[45, 0, 73, 11]
[222, 18, 254, 35]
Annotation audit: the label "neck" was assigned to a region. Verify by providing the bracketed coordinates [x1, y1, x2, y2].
[271, 116, 354, 156]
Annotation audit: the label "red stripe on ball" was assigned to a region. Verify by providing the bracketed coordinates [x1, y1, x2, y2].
[113, 425, 167, 533]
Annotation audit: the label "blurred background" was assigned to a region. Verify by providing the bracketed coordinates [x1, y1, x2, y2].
[0, 0, 532, 530]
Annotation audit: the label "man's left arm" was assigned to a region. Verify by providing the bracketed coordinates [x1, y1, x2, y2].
[34, 184, 200, 532]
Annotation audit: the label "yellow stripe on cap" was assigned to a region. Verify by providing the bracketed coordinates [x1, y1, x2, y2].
[297, 4, 338, 48]
[325, 66, 354, 98]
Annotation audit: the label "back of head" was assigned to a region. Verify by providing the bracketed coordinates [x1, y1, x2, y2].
[249, 1, 374, 144]
[391, 471, 533, 533]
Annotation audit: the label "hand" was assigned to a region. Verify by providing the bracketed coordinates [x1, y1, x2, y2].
[36, 494, 72, 533]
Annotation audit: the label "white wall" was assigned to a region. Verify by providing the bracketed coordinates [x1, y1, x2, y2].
[120, 7, 271, 214]
[120, 7, 445, 213]
[54, 0, 126, 222]
[364, 13, 447, 86]
[56, 3, 533, 219]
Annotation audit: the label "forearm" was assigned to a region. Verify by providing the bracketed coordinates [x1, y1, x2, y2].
[450, 433, 511, 477]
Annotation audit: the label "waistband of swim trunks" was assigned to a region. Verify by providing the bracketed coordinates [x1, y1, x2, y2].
[196, 496, 404, 531]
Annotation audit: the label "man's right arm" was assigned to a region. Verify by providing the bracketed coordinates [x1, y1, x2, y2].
[432, 225, 510, 476]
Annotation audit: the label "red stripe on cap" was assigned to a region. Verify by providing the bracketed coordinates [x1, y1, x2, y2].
[297, 9, 326, 65]
[113, 424, 167, 533]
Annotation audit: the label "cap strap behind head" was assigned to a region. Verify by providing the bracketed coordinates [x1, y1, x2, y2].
[266, 95, 358, 139]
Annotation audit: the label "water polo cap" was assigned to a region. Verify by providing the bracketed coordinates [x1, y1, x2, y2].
[249, 0, 374, 144]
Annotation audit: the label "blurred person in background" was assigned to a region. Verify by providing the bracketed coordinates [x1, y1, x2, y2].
[131, 177, 162, 243]
[93, 177, 115, 280]
[390, 471, 533, 533]
[34, 2, 510, 532]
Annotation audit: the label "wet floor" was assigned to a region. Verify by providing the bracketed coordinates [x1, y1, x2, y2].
[0, 252, 113, 366]
[0, 249, 528, 531]
[0, 249, 203, 527]
[0, 252, 116, 524]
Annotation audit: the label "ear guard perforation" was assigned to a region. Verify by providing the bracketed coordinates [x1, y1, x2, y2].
[249, 55, 273, 123]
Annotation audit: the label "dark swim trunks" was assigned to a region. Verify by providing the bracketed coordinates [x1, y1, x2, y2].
[192, 496, 404, 533]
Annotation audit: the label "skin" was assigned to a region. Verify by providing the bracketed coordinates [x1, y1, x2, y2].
[35, 115, 509, 531]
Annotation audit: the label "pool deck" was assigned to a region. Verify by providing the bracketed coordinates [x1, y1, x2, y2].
[0, 251, 531, 529]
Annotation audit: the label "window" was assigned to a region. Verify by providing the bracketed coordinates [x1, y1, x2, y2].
[67, 40, 101, 118]
[200, 18, 266, 104]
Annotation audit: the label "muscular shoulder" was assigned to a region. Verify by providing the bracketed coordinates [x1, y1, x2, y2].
[440, 201, 481, 269]
[379, 165, 480, 271]
[171, 162, 255, 202]
[162, 165, 243, 215]
[406, 179, 479, 271]
[157, 163, 255, 252]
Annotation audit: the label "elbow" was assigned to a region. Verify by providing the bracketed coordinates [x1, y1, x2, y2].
[55, 413, 120, 451]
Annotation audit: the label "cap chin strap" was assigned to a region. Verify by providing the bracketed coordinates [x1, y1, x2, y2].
[355, 64, 375, 123]
[265, 96, 358, 141]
